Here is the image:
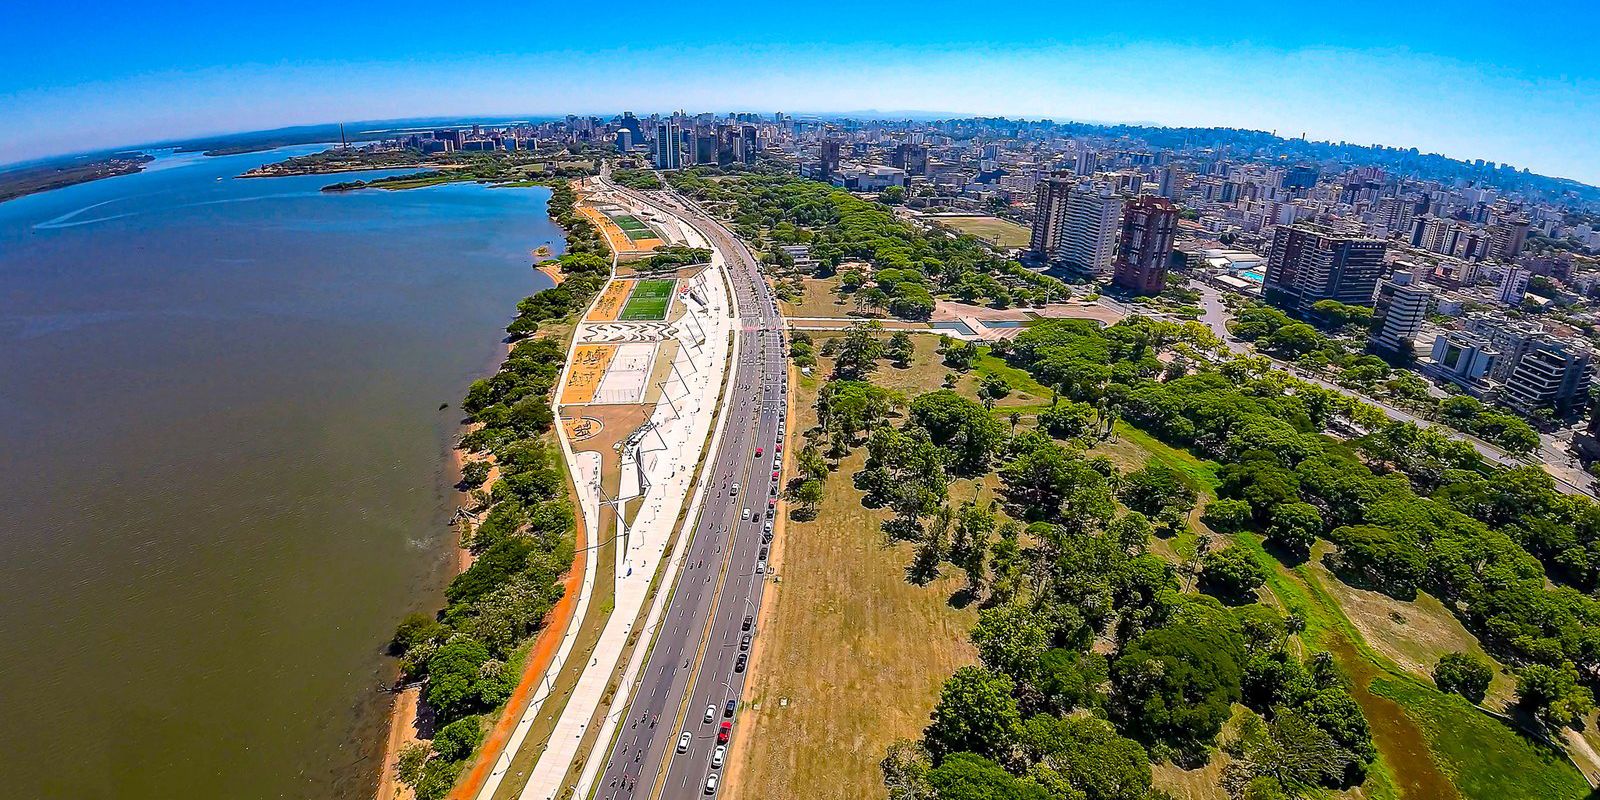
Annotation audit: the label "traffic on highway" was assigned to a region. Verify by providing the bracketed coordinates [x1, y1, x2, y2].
[595, 184, 787, 799]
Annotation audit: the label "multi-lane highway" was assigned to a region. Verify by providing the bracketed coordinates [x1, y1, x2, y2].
[593, 183, 786, 799]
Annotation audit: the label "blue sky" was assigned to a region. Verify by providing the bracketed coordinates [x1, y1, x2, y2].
[4, 0, 1597, 184]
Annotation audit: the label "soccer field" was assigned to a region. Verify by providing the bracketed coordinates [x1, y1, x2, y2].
[610, 214, 656, 242]
[619, 279, 676, 320]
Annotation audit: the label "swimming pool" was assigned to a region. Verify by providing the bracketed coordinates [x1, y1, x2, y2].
[1239, 270, 1265, 282]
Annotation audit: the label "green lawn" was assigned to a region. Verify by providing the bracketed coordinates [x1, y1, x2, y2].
[934, 215, 1032, 248]
[619, 278, 676, 320]
[1370, 676, 1590, 800]
[610, 214, 657, 242]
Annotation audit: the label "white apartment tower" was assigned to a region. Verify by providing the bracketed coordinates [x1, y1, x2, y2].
[1057, 183, 1123, 275]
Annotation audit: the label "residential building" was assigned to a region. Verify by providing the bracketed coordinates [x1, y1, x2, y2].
[1058, 182, 1123, 276]
[1028, 173, 1074, 257]
[1369, 271, 1431, 355]
[1502, 338, 1594, 414]
[1262, 225, 1388, 314]
[1111, 195, 1178, 294]
[1495, 266, 1531, 306]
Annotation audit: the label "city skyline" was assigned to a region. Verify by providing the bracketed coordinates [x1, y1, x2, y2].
[3, 0, 1598, 184]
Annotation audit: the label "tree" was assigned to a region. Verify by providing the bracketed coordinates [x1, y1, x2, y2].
[461, 460, 492, 489]
[886, 331, 916, 367]
[1119, 465, 1197, 519]
[1516, 662, 1595, 728]
[880, 185, 907, 205]
[1200, 546, 1268, 604]
[833, 320, 886, 380]
[792, 478, 825, 519]
[413, 757, 464, 800]
[396, 742, 429, 786]
[971, 603, 1050, 683]
[1432, 652, 1492, 704]
[924, 666, 1022, 762]
[1266, 502, 1322, 559]
[1036, 648, 1107, 714]
[433, 715, 484, 761]
[1018, 715, 1151, 800]
[1037, 401, 1097, 443]
[1202, 499, 1253, 533]
[882, 739, 934, 800]
[1111, 622, 1244, 755]
[926, 752, 1050, 800]
[999, 440, 1115, 528]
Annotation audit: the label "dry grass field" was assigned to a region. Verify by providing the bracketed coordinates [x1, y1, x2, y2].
[728, 334, 978, 800]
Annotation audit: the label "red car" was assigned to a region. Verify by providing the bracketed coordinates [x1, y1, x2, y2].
[754, 448, 763, 458]
[717, 721, 732, 744]
[771, 470, 780, 480]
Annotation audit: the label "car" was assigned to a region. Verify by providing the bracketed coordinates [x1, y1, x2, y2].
[769, 484, 777, 496]
[742, 614, 753, 631]
[775, 444, 783, 453]
[741, 508, 750, 520]
[771, 470, 779, 480]
[763, 521, 773, 533]
[757, 560, 766, 574]
[762, 530, 772, 543]
[730, 483, 739, 496]
[677, 731, 692, 753]
[735, 653, 748, 673]
[766, 507, 774, 519]
[759, 546, 769, 560]
[711, 745, 726, 769]
[740, 632, 751, 650]
[754, 448, 763, 458]
[704, 773, 719, 795]
[717, 721, 732, 743]
[768, 499, 776, 508]
[704, 704, 716, 723]
[724, 698, 737, 717]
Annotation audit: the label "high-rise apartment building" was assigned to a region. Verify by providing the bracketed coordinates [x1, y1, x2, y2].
[1058, 183, 1123, 276]
[1029, 173, 1075, 257]
[1111, 196, 1177, 294]
[1369, 271, 1431, 355]
[653, 122, 681, 170]
[1496, 266, 1530, 306]
[1262, 225, 1388, 314]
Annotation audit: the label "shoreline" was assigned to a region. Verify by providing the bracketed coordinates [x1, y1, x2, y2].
[372, 188, 580, 800]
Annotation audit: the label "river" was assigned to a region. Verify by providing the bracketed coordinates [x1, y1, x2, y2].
[0, 146, 560, 799]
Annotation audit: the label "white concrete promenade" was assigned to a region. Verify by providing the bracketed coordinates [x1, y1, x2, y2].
[504, 196, 734, 800]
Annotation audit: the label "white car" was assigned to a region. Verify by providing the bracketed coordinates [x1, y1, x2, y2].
[678, 731, 692, 753]
[741, 508, 751, 520]
[711, 745, 726, 768]
[704, 704, 716, 723]
[704, 774, 719, 795]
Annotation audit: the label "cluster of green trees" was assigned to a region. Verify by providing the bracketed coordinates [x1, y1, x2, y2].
[611, 167, 663, 190]
[665, 168, 1066, 318]
[856, 410, 1374, 798]
[987, 318, 1600, 730]
[1231, 303, 1539, 454]
[386, 182, 611, 799]
[639, 245, 711, 271]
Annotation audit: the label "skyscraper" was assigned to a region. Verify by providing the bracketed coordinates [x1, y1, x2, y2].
[1059, 183, 1123, 276]
[653, 122, 681, 170]
[1262, 225, 1388, 314]
[1029, 173, 1075, 258]
[1111, 196, 1178, 294]
[819, 140, 841, 181]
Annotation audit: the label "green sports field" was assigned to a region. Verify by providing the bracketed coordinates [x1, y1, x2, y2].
[609, 214, 657, 242]
[620, 279, 676, 320]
